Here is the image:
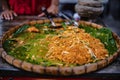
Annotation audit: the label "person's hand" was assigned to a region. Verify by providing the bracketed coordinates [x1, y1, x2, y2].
[0, 10, 17, 20]
[38, 5, 59, 17]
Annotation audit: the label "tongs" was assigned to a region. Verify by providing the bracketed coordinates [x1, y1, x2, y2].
[58, 12, 79, 27]
[41, 7, 56, 27]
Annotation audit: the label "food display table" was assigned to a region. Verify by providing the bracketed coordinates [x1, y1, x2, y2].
[0, 16, 120, 79]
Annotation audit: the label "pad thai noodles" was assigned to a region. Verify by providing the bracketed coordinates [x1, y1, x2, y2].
[45, 26, 108, 65]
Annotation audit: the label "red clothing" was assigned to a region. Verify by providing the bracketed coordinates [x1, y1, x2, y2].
[9, 0, 51, 15]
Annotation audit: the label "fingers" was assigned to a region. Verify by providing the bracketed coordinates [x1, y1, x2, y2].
[38, 13, 45, 17]
[52, 10, 58, 15]
[13, 12, 17, 17]
[4, 13, 10, 20]
[51, 8, 59, 15]
[0, 10, 17, 20]
[38, 5, 59, 17]
[48, 10, 56, 15]
[1, 12, 10, 20]
[47, 6, 59, 15]
[9, 12, 13, 20]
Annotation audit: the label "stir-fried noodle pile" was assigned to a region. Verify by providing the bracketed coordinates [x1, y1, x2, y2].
[45, 26, 108, 65]
[46, 27, 108, 64]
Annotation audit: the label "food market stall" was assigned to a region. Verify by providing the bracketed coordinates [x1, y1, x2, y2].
[0, 16, 120, 80]
[0, 0, 120, 80]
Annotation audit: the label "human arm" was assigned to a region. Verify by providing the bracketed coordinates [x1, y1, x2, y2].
[38, 0, 59, 17]
[0, 0, 17, 20]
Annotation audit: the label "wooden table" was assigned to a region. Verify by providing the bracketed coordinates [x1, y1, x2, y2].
[0, 16, 120, 79]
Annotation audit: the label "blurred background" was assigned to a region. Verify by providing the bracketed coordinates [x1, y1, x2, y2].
[0, 0, 120, 36]
[60, 0, 120, 36]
